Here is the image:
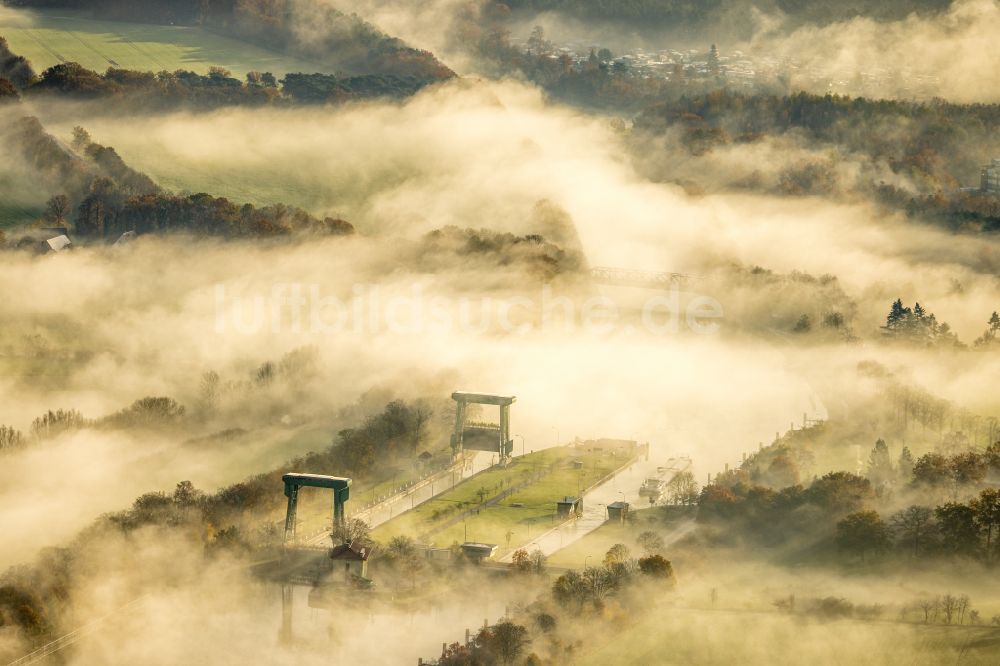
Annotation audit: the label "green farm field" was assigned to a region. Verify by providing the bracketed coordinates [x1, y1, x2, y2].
[373, 444, 634, 551]
[0, 171, 48, 228]
[0, 202, 42, 228]
[34, 110, 347, 215]
[0, 7, 320, 79]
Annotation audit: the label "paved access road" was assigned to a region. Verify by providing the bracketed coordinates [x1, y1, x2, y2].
[498, 456, 693, 561]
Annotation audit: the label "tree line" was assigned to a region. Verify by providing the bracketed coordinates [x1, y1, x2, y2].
[881, 299, 963, 347]
[701, 430, 1000, 565]
[833, 487, 1000, 565]
[0, 399, 186, 458]
[2, 58, 437, 110]
[419, 225, 584, 283]
[863, 362, 1000, 445]
[633, 90, 1000, 232]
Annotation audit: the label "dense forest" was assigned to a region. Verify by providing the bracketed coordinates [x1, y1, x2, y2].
[632, 90, 1000, 231]
[634, 90, 1000, 166]
[701, 440, 1000, 566]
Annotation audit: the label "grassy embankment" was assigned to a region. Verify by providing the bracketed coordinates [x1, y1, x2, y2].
[545, 504, 695, 568]
[373, 443, 636, 550]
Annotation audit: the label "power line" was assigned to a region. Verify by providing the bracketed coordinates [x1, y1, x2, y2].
[5, 595, 149, 666]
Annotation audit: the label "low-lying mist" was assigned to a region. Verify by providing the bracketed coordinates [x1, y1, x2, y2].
[3, 28, 1000, 661]
[493, 0, 1000, 103]
[18, 77, 1000, 335]
[35, 525, 1000, 665]
[3, 74, 1000, 569]
[1, 236, 998, 565]
[744, 0, 1000, 103]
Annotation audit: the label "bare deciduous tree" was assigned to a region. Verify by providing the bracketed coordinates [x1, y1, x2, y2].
[332, 518, 370, 545]
[890, 505, 934, 557]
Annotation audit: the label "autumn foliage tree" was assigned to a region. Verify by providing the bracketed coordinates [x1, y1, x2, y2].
[836, 511, 891, 563]
[638, 554, 675, 582]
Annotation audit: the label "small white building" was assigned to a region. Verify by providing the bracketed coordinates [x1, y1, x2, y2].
[460, 542, 498, 562]
[329, 540, 372, 581]
[45, 235, 72, 252]
[981, 158, 1000, 193]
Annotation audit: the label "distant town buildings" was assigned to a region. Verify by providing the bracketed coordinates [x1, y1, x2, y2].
[514, 36, 941, 98]
[981, 159, 1000, 193]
